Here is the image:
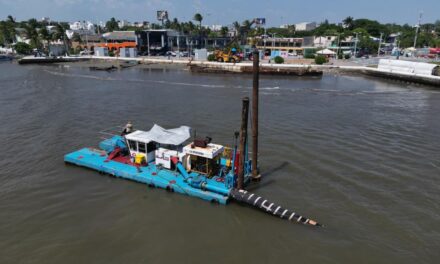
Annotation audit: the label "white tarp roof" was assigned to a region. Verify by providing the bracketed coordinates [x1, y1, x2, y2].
[316, 49, 336, 55]
[378, 59, 438, 76]
[125, 124, 191, 145]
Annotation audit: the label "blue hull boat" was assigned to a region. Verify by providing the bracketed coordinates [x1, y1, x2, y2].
[64, 125, 252, 205]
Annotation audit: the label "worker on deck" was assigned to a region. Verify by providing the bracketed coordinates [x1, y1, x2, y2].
[121, 122, 133, 136]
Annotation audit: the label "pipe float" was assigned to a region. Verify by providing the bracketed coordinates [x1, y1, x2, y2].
[230, 189, 322, 227]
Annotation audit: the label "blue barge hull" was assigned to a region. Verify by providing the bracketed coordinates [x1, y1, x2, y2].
[64, 147, 231, 204]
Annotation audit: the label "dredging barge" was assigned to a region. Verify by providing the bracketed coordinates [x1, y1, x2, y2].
[65, 124, 245, 205]
[65, 123, 320, 226]
[64, 50, 321, 226]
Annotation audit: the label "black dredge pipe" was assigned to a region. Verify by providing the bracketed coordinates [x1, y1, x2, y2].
[230, 189, 322, 227]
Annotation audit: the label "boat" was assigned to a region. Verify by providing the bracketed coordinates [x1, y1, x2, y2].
[0, 54, 13, 61]
[18, 55, 84, 64]
[65, 124, 250, 204]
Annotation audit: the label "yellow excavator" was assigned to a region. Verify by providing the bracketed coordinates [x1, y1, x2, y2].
[214, 48, 241, 63]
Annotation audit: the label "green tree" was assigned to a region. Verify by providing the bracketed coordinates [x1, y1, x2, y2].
[14, 42, 32, 54]
[105, 17, 119, 32]
[315, 55, 326, 64]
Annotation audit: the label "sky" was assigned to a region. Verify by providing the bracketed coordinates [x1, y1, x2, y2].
[1, 0, 439, 26]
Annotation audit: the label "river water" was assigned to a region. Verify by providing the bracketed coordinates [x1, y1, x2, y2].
[0, 62, 439, 263]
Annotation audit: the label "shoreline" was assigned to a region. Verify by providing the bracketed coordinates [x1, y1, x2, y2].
[22, 55, 440, 87]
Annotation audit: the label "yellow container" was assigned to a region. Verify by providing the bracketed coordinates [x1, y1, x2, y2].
[135, 153, 145, 164]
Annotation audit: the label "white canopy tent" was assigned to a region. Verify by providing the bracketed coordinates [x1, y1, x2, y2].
[126, 124, 191, 146]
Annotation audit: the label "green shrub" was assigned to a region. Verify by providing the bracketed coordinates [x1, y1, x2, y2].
[207, 54, 216, 61]
[304, 53, 315, 59]
[274, 56, 284, 64]
[315, 55, 327, 65]
[14, 42, 32, 55]
[338, 53, 343, 59]
[344, 54, 351, 59]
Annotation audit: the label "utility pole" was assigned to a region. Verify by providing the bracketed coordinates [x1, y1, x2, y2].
[413, 11, 423, 49]
[377, 32, 383, 56]
[237, 97, 249, 190]
[251, 49, 260, 181]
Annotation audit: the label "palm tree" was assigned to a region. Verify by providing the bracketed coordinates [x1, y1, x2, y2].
[39, 27, 51, 52]
[220, 26, 229, 37]
[193, 13, 203, 29]
[193, 14, 203, 48]
[7, 15, 15, 23]
[232, 21, 240, 37]
[343, 16, 354, 30]
[25, 25, 40, 49]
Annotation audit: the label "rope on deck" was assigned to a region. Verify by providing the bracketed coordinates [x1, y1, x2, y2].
[230, 189, 321, 227]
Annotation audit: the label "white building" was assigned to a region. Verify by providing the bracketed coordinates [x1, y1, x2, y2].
[280, 24, 294, 29]
[66, 21, 96, 39]
[209, 25, 223, 31]
[41, 17, 50, 23]
[69, 21, 95, 31]
[314, 36, 337, 48]
[118, 20, 128, 28]
[295, 22, 317, 31]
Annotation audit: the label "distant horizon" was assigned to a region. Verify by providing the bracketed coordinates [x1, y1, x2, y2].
[1, 0, 439, 26]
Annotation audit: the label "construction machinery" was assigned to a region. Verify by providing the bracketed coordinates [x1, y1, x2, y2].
[214, 49, 242, 63]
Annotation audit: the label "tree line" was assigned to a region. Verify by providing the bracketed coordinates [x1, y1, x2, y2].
[2, 14, 439, 55]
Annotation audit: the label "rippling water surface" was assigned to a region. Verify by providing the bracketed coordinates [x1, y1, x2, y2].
[0, 62, 439, 263]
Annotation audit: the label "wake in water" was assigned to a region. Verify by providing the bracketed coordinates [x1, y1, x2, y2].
[43, 69, 283, 91]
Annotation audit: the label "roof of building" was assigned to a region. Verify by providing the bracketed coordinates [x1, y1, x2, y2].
[80, 35, 102, 42]
[102, 31, 136, 41]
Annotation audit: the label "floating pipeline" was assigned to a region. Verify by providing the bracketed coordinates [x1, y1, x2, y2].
[230, 189, 322, 227]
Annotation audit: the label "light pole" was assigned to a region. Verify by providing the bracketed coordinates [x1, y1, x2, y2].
[263, 27, 267, 51]
[377, 32, 383, 56]
[354, 32, 358, 57]
[336, 33, 341, 60]
[271, 33, 277, 47]
[147, 31, 150, 56]
[413, 11, 423, 49]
